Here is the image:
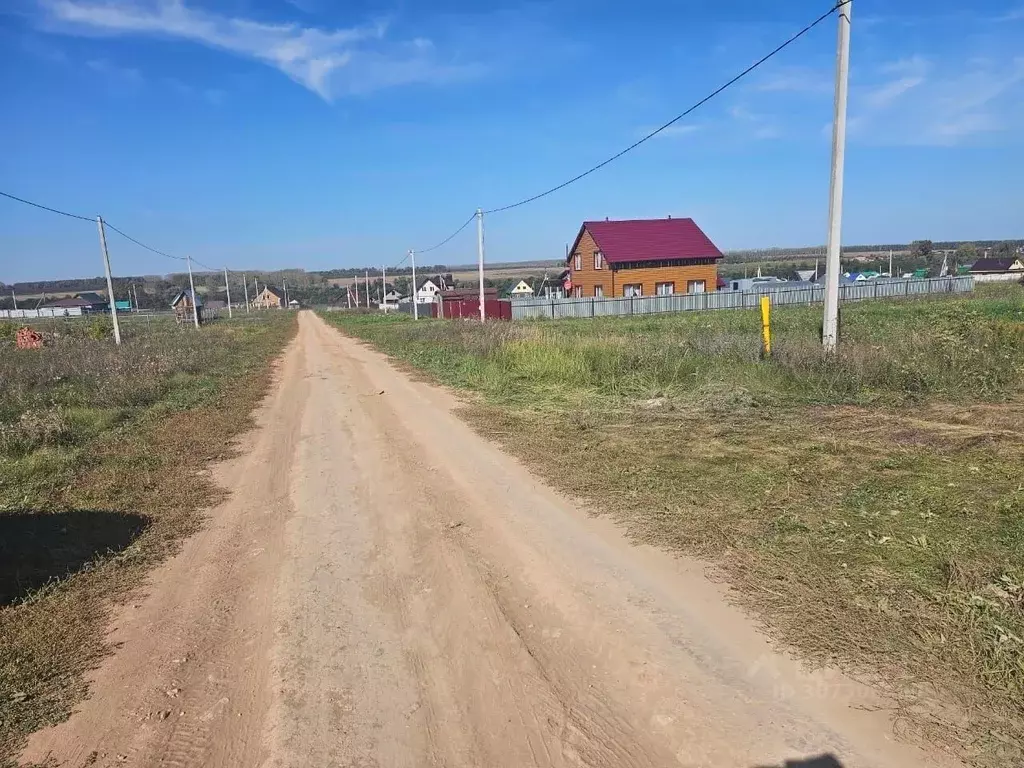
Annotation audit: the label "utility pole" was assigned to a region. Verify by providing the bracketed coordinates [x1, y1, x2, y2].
[283, 280, 289, 308]
[11, 288, 17, 310]
[476, 207, 486, 322]
[186, 254, 201, 329]
[381, 265, 387, 309]
[822, 0, 852, 353]
[243, 273, 250, 313]
[365, 270, 370, 307]
[254, 276, 259, 305]
[223, 267, 233, 318]
[888, 249, 893, 278]
[96, 216, 122, 346]
[410, 249, 419, 320]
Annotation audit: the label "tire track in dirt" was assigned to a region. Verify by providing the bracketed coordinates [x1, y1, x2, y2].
[22, 312, 964, 768]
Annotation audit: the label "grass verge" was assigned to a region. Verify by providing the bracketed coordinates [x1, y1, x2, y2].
[0, 314, 296, 764]
[321, 284, 1024, 767]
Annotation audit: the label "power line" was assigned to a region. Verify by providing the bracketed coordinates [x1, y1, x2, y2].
[413, 212, 477, 255]
[190, 256, 220, 272]
[0, 190, 93, 222]
[103, 220, 187, 261]
[483, 0, 848, 215]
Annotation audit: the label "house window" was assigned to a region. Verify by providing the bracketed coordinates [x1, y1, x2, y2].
[594, 251, 604, 270]
[623, 283, 643, 297]
[573, 286, 583, 298]
[574, 252, 582, 271]
[656, 281, 674, 296]
[687, 280, 706, 294]
[594, 285, 604, 298]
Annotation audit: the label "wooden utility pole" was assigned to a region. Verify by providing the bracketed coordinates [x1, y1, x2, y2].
[96, 216, 122, 345]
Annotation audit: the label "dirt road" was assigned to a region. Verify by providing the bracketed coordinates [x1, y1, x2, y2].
[22, 312, 960, 768]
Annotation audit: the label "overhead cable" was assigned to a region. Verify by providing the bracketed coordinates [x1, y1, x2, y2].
[483, 0, 848, 214]
[0, 190, 93, 222]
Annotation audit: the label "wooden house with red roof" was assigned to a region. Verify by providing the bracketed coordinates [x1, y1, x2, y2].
[566, 217, 724, 298]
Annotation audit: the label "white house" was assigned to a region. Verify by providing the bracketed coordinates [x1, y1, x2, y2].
[509, 280, 535, 297]
[416, 278, 442, 304]
[381, 289, 404, 305]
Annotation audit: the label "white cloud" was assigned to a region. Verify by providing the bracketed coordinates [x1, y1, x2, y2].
[728, 104, 781, 140]
[863, 56, 928, 108]
[851, 55, 1024, 146]
[38, 0, 480, 100]
[651, 123, 700, 139]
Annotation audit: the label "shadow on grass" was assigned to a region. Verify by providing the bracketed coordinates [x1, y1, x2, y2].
[0, 509, 149, 607]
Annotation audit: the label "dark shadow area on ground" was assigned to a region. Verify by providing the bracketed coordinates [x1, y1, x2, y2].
[753, 755, 844, 768]
[0, 509, 149, 606]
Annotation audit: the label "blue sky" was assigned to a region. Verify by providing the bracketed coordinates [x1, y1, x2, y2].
[1, 0, 1023, 281]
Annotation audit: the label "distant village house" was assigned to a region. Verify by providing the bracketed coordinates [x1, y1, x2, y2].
[252, 285, 285, 309]
[509, 280, 535, 298]
[170, 290, 203, 325]
[566, 217, 724, 298]
[969, 258, 1024, 283]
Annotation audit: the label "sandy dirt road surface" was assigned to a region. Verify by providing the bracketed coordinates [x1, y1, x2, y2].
[22, 312, 961, 768]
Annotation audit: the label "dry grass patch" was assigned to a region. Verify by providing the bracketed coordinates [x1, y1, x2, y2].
[0, 315, 296, 764]
[320, 285, 1024, 767]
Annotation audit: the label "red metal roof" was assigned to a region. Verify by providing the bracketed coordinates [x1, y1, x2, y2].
[574, 218, 723, 264]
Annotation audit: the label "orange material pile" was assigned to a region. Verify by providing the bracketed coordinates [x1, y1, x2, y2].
[15, 327, 44, 349]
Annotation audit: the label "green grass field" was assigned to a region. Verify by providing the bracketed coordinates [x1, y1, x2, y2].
[0, 314, 296, 764]
[321, 284, 1024, 768]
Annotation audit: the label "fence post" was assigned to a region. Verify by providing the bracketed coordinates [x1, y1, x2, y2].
[551, 300, 555, 319]
[592, 298, 596, 317]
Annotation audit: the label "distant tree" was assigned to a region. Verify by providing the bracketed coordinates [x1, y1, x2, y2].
[909, 240, 934, 260]
[992, 241, 1015, 258]
[954, 242, 979, 267]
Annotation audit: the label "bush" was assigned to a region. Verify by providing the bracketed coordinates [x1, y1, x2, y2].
[86, 316, 113, 341]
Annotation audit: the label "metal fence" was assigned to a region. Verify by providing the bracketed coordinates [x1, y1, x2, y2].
[510, 276, 974, 320]
[0, 307, 85, 319]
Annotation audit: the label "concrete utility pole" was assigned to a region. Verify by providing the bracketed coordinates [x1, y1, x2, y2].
[888, 249, 893, 277]
[243, 273, 250, 313]
[186, 254, 201, 329]
[476, 207, 486, 322]
[381, 266, 387, 309]
[822, 0, 852, 353]
[365, 270, 370, 307]
[410, 249, 419, 320]
[223, 267, 233, 318]
[254, 276, 259, 306]
[96, 216, 122, 346]
[283, 280, 289, 308]
[11, 288, 17, 310]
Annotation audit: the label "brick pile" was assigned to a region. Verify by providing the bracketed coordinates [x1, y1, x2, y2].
[15, 327, 44, 350]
